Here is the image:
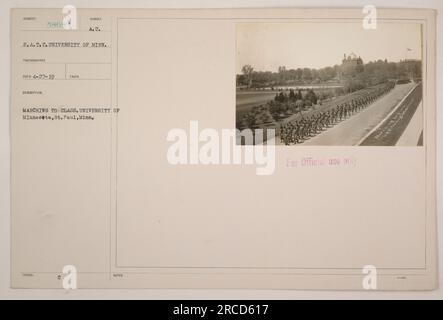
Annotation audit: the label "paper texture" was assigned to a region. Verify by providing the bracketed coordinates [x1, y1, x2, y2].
[10, 8, 437, 290]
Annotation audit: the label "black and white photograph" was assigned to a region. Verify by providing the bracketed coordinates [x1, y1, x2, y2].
[236, 22, 424, 146]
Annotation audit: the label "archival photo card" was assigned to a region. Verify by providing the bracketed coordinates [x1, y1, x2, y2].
[10, 8, 437, 290]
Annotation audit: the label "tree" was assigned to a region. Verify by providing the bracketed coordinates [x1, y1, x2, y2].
[295, 99, 305, 113]
[241, 64, 254, 88]
[274, 92, 287, 103]
[302, 68, 312, 81]
[289, 89, 296, 101]
[278, 66, 287, 84]
[296, 89, 303, 100]
[295, 68, 303, 81]
[278, 66, 287, 73]
[305, 89, 318, 105]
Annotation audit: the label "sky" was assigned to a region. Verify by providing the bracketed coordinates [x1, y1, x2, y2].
[236, 21, 422, 73]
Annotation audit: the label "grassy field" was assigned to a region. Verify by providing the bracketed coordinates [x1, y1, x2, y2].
[236, 91, 279, 118]
[236, 84, 389, 132]
[236, 87, 339, 119]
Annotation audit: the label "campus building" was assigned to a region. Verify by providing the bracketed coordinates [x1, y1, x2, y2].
[339, 53, 364, 78]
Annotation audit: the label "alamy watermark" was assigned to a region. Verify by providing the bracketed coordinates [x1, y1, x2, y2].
[166, 121, 276, 176]
[362, 265, 377, 290]
[62, 265, 77, 290]
[62, 5, 77, 30]
[362, 5, 377, 30]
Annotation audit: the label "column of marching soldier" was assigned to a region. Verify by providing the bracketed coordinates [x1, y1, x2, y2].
[279, 81, 396, 145]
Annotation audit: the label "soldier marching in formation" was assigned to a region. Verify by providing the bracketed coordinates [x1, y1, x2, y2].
[279, 81, 396, 145]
